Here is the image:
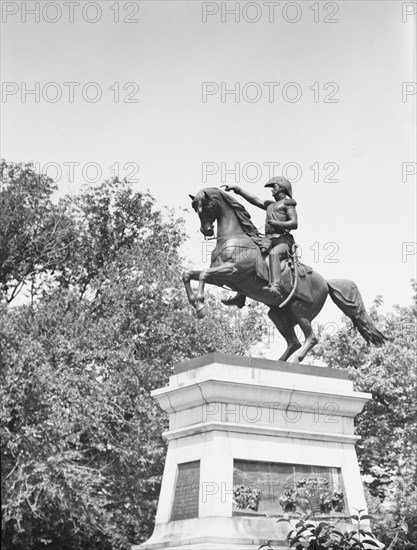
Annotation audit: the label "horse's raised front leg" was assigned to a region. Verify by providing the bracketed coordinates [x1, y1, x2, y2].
[182, 269, 203, 308]
[195, 263, 237, 319]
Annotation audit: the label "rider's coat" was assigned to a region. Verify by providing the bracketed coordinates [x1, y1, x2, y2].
[265, 198, 298, 237]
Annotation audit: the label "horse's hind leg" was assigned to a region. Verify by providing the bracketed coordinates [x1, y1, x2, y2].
[288, 316, 318, 363]
[268, 307, 301, 362]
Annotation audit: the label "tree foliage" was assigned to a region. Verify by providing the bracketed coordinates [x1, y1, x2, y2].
[271, 509, 383, 550]
[0, 161, 73, 303]
[1, 162, 266, 549]
[312, 287, 417, 549]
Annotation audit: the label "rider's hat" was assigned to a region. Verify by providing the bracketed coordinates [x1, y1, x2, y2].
[264, 176, 293, 198]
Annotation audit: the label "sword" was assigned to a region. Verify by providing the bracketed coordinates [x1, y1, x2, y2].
[279, 244, 299, 309]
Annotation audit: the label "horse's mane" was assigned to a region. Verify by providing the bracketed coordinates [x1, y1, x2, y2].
[197, 187, 260, 237]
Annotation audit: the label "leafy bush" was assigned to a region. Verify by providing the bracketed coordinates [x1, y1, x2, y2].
[260, 510, 383, 550]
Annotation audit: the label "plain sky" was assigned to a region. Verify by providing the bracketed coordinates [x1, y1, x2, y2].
[1, 0, 416, 357]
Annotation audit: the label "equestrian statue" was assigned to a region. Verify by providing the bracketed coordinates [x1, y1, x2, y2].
[182, 177, 386, 363]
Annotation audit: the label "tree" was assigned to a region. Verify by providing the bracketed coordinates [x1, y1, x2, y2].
[1, 167, 266, 549]
[0, 161, 74, 304]
[311, 285, 417, 549]
[0, 161, 171, 301]
[55, 178, 170, 294]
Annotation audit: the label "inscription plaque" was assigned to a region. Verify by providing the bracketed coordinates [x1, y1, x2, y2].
[233, 460, 345, 518]
[170, 460, 200, 521]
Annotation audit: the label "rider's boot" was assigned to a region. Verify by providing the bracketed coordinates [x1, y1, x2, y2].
[221, 292, 246, 308]
[263, 251, 282, 297]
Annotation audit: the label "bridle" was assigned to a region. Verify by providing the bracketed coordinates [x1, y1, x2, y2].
[196, 195, 217, 239]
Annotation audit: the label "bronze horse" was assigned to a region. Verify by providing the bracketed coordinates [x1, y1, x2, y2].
[182, 187, 386, 363]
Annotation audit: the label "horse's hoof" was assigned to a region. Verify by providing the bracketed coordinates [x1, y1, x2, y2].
[278, 343, 302, 362]
[221, 295, 246, 308]
[196, 305, 207, 319]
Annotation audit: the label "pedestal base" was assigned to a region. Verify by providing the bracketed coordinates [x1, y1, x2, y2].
[134, 353, 370, 550]
[135, 516, 287, 550]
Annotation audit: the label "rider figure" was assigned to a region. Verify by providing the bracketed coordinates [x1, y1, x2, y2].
[222, 176, 298, 306]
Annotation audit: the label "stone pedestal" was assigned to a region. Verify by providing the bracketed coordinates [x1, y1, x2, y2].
[134, 352, 370, 550]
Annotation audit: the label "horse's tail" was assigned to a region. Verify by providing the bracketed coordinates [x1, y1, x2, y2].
[327, 279, 386, 345]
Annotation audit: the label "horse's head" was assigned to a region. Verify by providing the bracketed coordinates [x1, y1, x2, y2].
[189, 189, 218, 237]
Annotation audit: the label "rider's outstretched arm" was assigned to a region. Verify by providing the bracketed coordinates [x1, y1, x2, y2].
[223, 186, 268, 210]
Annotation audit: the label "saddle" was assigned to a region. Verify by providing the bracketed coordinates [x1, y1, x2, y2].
[251, 235, 314, 304]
